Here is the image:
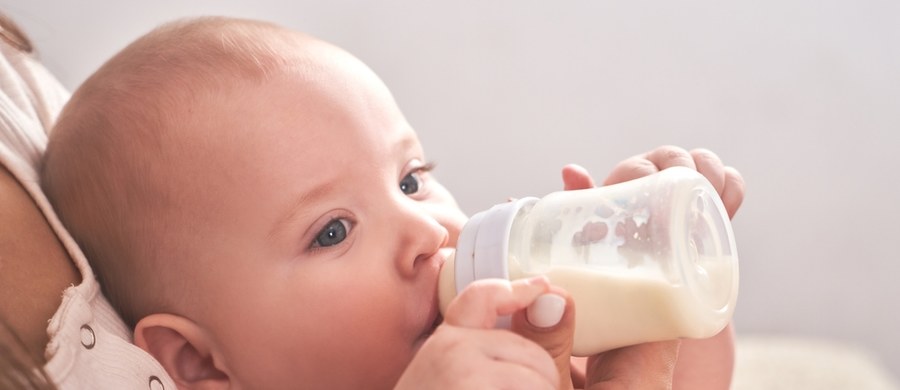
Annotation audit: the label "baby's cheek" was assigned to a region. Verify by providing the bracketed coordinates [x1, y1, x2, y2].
[429, 192, 468, 245]
[443, 213, 467, 246]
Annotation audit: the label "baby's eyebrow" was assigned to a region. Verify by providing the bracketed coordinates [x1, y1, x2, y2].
[268, 182, 336, 240]
[394, 131, 419, 155]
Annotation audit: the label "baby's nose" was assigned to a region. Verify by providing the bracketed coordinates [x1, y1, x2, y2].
[396, 205, 450, 276]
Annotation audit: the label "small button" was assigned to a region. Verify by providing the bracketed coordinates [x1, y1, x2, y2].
[80, 325, 95, 349]
[149, 376, 164, 390]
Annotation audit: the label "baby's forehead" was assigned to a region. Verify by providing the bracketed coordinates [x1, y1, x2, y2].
[124, 19, 414, 176]
[123, 19, 331, 89]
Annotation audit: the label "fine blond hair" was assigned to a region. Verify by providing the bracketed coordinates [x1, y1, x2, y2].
[42, 16, 305, 326]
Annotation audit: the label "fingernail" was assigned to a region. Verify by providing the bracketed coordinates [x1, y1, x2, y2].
[526, 293, 566, 328]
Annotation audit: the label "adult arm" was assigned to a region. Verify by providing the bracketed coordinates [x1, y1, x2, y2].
[0, 165, 80, 365]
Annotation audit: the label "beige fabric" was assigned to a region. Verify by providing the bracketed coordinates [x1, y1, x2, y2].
[733, 335, 900, 390]
[1, 42, 176, 389]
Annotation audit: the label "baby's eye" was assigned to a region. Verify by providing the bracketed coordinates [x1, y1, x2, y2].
[399, 172, 422, 195]
[399, 162, 435, 196]
[313, 219, 349, 248]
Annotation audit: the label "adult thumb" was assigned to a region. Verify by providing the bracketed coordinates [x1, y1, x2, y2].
[510, 286, 576, 390]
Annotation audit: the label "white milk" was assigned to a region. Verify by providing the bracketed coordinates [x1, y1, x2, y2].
[509, 261, 734, 356]
[438, 255, 735, 356]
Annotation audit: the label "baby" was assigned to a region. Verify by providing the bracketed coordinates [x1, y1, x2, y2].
[41, 16, 742, 389]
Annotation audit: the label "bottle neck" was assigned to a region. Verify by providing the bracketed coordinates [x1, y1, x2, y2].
[437, 253, 458, 316]
[454, 198, 539, 286]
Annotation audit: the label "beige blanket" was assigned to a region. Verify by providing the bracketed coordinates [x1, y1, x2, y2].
[733, 335, 898, 390]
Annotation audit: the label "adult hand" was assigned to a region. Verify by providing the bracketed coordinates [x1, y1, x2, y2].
[395, 277, 562, 390]
[562, 145, 745, 389]
[510, 285, 578, 390]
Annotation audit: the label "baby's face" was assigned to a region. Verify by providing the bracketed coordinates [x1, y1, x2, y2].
[172, 42, 467, 388]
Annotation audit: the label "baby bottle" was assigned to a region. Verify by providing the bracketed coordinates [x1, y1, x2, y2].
[438, 166, 739, 356]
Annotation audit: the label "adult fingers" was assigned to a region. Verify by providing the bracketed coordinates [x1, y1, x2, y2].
[444, 276, 551, 329]
[510, 286, 577, 390]
[585, 340, 681, 390]
[672, 325, 735, 389]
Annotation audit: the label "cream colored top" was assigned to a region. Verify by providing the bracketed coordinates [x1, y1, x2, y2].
[1, 42, 176, 389]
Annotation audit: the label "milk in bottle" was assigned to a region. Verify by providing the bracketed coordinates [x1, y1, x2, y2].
[438, 166, 738, 356]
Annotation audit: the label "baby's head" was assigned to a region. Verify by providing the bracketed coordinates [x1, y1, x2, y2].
[42, 17, 467, 388]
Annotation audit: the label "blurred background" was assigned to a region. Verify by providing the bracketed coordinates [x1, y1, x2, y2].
[5, 0, 898, 385]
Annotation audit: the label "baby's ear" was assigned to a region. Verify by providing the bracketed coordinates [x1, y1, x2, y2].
[134, 314, 230, 390]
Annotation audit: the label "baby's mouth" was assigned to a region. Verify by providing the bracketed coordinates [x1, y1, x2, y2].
[422, 248, 452, 340]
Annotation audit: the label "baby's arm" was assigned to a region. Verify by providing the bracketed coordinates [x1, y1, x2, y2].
[563, 145, 745, 389]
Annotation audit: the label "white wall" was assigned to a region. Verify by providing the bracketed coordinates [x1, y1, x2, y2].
[7, 0, 899, 375]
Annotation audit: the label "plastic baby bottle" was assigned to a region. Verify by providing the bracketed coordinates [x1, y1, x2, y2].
[438, 166, 739, 356]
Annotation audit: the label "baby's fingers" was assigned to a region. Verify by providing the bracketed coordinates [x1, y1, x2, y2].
[721, 166, 745, 219]
[477, 330, 560, 390]
[399, 326, 558, 390]
[444, 277, 551, 329]
[644, 145, 696, 171]
[689, 148, 744, 219]
[604, 145, 694, 186]
[603, 156, 657, 186]
[562, 164, 596, 190]
[689, 148, 726, 196]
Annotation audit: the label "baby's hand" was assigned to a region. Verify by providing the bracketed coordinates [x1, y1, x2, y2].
[586, 145, 745, 218]
[395, 277, 565, 390]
